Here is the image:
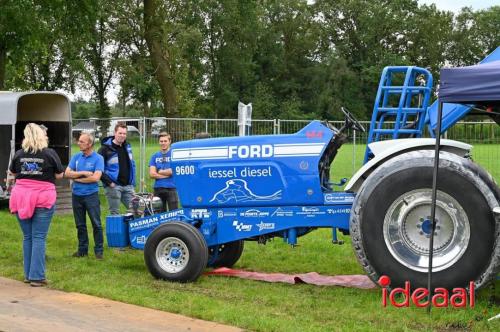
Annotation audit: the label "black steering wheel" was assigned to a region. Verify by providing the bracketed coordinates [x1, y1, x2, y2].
[341, 107, 366, 132]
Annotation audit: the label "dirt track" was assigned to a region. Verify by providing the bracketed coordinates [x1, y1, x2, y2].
[0, 277, 242, 332]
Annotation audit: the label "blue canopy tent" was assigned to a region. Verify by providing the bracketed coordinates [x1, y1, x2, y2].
[426, 53, 500, 310]
[427, 46, 500, 134]
[439, 60, 500, 104]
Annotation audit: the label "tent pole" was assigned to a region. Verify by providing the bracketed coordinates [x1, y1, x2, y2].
[427, 100, 443, 314]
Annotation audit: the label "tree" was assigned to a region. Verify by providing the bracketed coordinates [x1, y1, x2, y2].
[0, 0, 34, 89]
[257, 0, 321, 119]
[6, 0, 81, 91]
[143, 0, 178, 117]
[115, 0, 159, 117]
[76, 0, 125, 121]
[473, 6, 500, 59]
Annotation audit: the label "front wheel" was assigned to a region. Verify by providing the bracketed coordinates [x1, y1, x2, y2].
[350, 150, 497, 290]
[144, 222, 208, 282]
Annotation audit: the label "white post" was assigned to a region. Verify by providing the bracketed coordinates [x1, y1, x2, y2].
[238, 102, 252, 136]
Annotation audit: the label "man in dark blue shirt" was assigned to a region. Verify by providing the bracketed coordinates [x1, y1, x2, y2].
[65, 132, 105, 259]
[149, 132, 178, 212]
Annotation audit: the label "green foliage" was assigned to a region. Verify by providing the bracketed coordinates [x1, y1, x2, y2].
[2, 1, 500, 121]
[73, 101, 99, 119]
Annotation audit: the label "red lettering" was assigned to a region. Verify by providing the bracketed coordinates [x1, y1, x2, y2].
[411, 288, 430, 307]
[380, 278, 474, 308]
[382, 287, 388, 307]
[305, 131, 323, 138]
[450, 288, 467, 308]
[378, 275, 391, 307]
[432, 288, 449, 307]
[389, 281, 410, 307]
[469, 281, 475, 308]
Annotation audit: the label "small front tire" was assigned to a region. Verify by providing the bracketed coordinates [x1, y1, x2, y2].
[144, 222, 208, 282]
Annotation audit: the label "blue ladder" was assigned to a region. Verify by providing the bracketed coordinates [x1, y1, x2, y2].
[364, 66, 433, 163]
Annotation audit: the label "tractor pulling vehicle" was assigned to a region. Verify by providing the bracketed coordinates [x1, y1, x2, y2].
[107, 61, 500, 290]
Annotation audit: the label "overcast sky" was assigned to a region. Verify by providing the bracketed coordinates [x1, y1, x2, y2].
[418, 0, 498, 12]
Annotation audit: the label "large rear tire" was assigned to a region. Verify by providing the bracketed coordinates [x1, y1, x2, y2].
[144, 222, 208, 282]
[350, 150, 498, 290]
[207, 240, 244, 268]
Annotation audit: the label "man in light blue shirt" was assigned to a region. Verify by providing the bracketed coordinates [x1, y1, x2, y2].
[149, 132, 178, 212]
[65, 132, 105, 259]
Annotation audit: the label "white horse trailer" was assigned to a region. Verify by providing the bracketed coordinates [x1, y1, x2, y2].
[0, 92, 72, 200]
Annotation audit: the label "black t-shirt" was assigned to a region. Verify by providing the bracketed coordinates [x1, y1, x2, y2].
[114, 142, 131, 186]
[10, 148, 64, 183]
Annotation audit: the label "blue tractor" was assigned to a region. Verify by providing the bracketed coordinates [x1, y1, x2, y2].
[108, 57, 500, 290]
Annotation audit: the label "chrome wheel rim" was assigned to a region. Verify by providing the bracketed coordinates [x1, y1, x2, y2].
[156, 237, 190, 273]
[383, 189, 470, 272]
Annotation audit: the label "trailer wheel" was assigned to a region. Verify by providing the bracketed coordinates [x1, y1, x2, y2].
[350, 150, 496, 290]
[144, 222, 208, 282]
[207, 240, 244, 268]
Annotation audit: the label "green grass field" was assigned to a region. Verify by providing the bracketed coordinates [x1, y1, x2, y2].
[0, 140, 498, 331]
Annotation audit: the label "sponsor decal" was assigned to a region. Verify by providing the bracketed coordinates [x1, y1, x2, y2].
[297, 206, 325, 217]
[379, 276, 475, 308]
[134, 235, 146, 245]
[210, 179, 282, 203]
[159, 209, 185, 220]
[256, 221, 275, 231]
[324, 193, 355, 204]
[232, 220, 252, 232]
[306, 130, 323, 139]
[130, 216, 159, 230]
[327, 208, 351, 215]
[301, 207, 319, 213]
[208, 166, 273, 179]
[190, 209, 211, 218]
[240, 209, 270, 218]
[217, 210, 237, 218]
[271, 208, 294, 217]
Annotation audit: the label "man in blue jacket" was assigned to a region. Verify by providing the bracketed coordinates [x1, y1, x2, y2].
[98, 123, 136, 215]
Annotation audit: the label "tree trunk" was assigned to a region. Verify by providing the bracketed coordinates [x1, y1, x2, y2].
[97, 87, 110, 119]
[0, 44, 6, 90]
[142, 100, 151, 117]
[143, 0, 177, 117]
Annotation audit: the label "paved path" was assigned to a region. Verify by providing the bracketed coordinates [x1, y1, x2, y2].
[0, 277, 242, 332]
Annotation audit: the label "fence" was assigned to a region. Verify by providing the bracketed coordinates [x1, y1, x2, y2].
[72, 117, 500, 191]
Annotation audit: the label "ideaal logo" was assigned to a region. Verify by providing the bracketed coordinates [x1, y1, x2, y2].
[379, 276, 475, 308]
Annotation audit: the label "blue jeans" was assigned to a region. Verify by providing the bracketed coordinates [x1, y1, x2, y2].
[104, 184, 135, 215]
[72, 192, 103, 255]
[17, 205, 55, 281]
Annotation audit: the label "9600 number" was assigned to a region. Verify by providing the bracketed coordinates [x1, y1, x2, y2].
[175, 165, 195, 175]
